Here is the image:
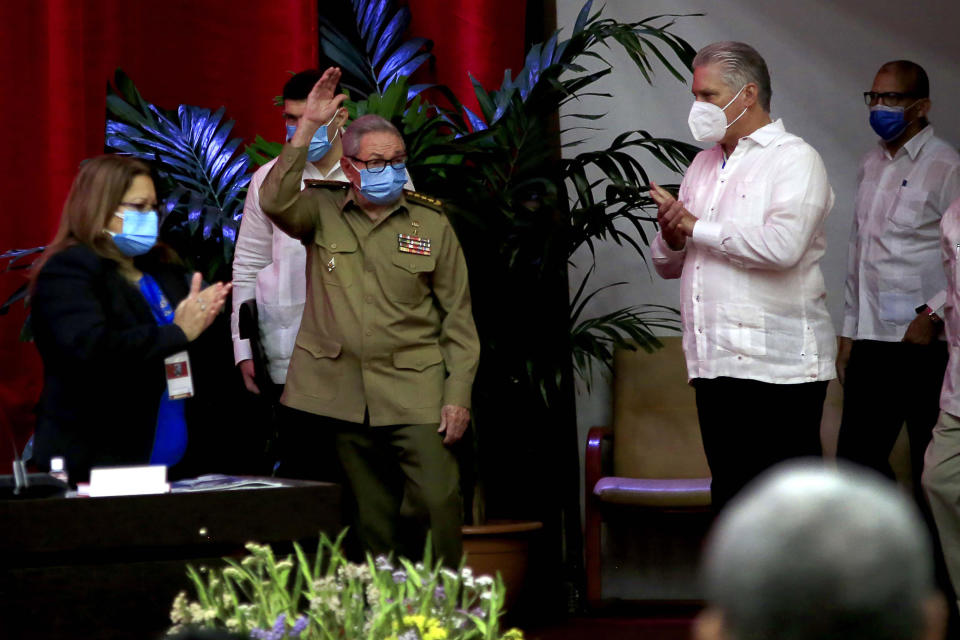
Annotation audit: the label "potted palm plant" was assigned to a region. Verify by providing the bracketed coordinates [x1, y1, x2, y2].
[323, 0, 699, 612]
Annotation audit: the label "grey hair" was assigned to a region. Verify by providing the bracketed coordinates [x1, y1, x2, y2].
[342, 114, 404, 158]
[702, 461, 934, 640]
[693, 41, 772, 112]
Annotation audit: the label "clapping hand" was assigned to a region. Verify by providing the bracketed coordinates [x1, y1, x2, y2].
[173, 272, 232, 342]
[289, 67, 348, 147]
[650, 182, 698, 250]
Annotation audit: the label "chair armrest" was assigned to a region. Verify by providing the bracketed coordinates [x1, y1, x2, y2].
[585, 426, 614, 501]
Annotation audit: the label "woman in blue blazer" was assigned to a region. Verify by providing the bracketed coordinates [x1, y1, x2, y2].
[29, 155, 231, 484]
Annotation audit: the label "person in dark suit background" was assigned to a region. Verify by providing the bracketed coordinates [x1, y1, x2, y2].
[29, 154, 231, 484]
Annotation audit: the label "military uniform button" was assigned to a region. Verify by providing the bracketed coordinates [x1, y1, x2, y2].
[365, 295, 373, 303]
[331, 243, 338, 249]
[365, 330, 372, 336]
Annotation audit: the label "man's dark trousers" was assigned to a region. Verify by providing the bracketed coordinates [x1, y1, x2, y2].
[694, 376, 829, 512]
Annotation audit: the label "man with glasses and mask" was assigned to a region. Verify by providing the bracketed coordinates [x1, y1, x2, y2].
[836, 61, 960, 502]
[231, 69, 412, 480]
[259, 67, 479, 566]
[649, 41, 836, 511]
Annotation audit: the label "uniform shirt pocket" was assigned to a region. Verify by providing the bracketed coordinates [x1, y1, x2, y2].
[392, 344, 445, 408]
[387, 253, 436, 303]
[716, 302, 767, 357]
[890, 186, 932, 229]
[292, 330, 342, 400]
[878, 275, 922, 326]
[731, 179, 765, 225]
[315, 233, 358, 287]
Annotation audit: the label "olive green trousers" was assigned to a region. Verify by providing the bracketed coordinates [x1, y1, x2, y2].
[333, 418, 463, 567]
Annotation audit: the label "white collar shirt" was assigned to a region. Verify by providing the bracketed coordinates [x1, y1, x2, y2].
[231, 156, 343, 384]
[651, 119, 837, 384]
[841, 126, 960, 340]
[939, 198, 960, 416]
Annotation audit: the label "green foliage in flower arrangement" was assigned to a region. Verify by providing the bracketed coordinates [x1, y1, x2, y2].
[167, 532, 523, 640]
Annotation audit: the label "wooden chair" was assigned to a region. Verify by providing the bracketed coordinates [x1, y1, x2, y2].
[584, 337, 711, 607]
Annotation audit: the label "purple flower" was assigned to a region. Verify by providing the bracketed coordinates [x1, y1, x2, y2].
[290, 615, 308, 638]
[250, 613, 289, 640]
[375, 555, 394, 572]
[392, 569, 407, 584]
[434, 586, 446, 601]
[469, 606, 486, 619]
[249, 629, 281, 640]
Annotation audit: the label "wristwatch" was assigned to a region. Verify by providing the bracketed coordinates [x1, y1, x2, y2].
[915, 303, 944, 325]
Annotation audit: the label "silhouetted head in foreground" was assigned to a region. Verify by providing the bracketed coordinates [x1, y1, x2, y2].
[695, 460, 947, 640]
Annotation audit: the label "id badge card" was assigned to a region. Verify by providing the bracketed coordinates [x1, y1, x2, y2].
[164, 351, 195, 399]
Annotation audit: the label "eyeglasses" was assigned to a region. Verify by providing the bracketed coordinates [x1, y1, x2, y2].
[118, 201, 158, 214]
[863, 91, 919, 106]
[348, 156, 407, 174]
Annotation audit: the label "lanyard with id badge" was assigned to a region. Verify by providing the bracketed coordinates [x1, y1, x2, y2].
[139, 274, 194, 399]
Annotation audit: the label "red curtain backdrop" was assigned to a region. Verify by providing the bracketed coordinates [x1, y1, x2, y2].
[0, 0, 526, 470]
[408, 0, 527, 115]
[0, 0, 318, 466]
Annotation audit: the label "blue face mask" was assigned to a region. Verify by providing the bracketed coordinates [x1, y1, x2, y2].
[106, 209, 158, 256]
[869, 101, 920, 142]
[357, 164, 408, 206]
[286, 113, 338, 162]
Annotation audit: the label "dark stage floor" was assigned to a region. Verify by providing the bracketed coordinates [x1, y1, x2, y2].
[519, 602, 701, 640]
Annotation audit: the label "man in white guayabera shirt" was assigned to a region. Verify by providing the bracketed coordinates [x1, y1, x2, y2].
[650, 41, 837, 512]
[837, 61, 960, 502]
[923, 196, 960, 615]
[231, 69, 349, 478]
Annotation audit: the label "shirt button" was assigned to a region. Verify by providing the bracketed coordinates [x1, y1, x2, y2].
[410, 262, 416, 269]
[698, 328, 703, 334]
[331, 243, 337, 249]
[696, 295, 701, 302]
[365, 295, 374, 304]
[365, 329, 372, 336]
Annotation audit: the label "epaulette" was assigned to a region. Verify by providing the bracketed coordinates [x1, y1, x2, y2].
[404, 189, 443, 212]
[304, 179, 349, 190]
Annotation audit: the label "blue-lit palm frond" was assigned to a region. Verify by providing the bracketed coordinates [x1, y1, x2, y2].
[319, 0, 433, 99]
[104, 69, 250, 281]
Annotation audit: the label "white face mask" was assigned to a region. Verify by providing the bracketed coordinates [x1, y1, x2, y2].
[687, 84, 748, 143]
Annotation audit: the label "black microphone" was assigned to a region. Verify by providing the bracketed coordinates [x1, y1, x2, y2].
[0, 406, 67, 500]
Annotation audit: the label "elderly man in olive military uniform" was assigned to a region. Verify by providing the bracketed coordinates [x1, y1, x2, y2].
[259, 67, 480, 565]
